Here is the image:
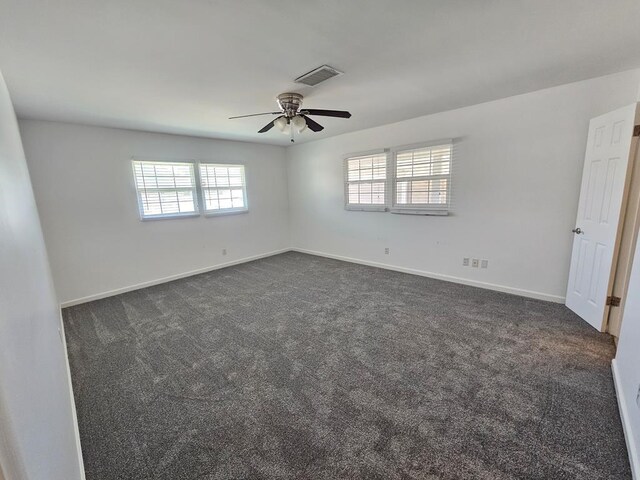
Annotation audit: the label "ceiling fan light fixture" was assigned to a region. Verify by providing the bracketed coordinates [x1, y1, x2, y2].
[274, 116, 288, 132]
[292, 115, 307, 133]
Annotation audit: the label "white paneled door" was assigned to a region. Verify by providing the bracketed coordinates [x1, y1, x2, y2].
[566, 103, 639, 331]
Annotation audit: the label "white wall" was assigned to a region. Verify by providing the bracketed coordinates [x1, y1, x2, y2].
[614, 231, 640, 477]
[0, 73, 83, 478]
[19, 121, 290, 305]
[286, 70, 640, 302]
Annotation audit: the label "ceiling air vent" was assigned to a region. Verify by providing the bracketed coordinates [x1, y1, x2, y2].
[295, 65, 343, 87]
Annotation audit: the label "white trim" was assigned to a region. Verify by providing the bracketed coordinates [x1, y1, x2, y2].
[60, 248, 290, 308]
[612, 359, 640, 480]
[60, 246, 566, 307]
[290, 247, 565, 303]
[57, 312, 86, 480]
[140, 212, 200, 222]
[389, 208, 448, 216]
[204, 208, 249, 217]
[345, 205, 387, 212]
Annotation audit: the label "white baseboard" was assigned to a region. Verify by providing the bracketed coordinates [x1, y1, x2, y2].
[57, 312, 86, 480]
[61, 246, 566, 307]
[612, 359, 639, 480]
[60, 248, 291, 308]
[291, 248, 565, 303]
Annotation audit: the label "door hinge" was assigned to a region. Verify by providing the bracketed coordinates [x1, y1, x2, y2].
[634, 125, 640, 137]
[606, 295, 622, 307]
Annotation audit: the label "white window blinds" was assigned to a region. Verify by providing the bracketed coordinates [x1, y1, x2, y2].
[199, 164, 247, 214]
[393, 143, 452, 212]
[133, 161, 198, 219]
[344, 152, 388, 210]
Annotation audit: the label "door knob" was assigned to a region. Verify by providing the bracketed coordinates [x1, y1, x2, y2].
[572, 227, 583, 234]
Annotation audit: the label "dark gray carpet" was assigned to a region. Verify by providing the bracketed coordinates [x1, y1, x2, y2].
[63, 252, 631, 480]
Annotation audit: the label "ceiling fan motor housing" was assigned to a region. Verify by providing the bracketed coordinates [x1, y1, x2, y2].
[277, 93, 303, 117]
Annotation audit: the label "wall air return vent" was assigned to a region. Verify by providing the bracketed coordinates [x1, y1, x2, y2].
[295, 65, 343, 87]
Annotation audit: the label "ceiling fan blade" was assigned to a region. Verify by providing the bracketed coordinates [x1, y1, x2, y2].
[258, 116, 283, 133]
[302, 109, 351, 118]
[302, 115, 324, 132]
[229, 111, 281, 120]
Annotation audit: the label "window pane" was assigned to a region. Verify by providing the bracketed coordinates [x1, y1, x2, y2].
[371, 182, 385, 204]
[359, 183, 372, 204]
[231, 191, 245, 208]
[396, 161, 413, 178]
[360, 168, 372, 181]
[140, 191, 162, 216]
[359, 158, 372, 170]
[347, 159, 360, 170]
[431, 161, 450, 175]
[348, 183, 359, 204]
[396, 181, 410, 204]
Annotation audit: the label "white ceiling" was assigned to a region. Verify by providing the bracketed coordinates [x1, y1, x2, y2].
[1, 0, 640, 146]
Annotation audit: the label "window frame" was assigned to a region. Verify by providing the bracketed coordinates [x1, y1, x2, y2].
[343, 149, 390, 212]
[132, 159, 200, 221]
[390, 139, 453, 216]
[131, 158, 249, 221]
[199, 162, 249, 217]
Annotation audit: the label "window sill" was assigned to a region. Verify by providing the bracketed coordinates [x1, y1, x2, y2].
[390, 208, 449, 216]
[141, 213, 200, 221]
[204, 209, 249, 217]
[345, 205, 387, 212]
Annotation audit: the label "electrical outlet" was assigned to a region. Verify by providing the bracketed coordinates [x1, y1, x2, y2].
[384, 247, 390, 255]
[463, 257, 470, 266]
[481, 259, 488, 269]
[472, 258, 479, 268]
[222, 248, 227, 256]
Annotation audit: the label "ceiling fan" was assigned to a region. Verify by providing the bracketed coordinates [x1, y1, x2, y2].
[229, 93, 351, 142]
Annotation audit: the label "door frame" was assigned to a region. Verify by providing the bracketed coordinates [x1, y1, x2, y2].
[607, 124, 640, 338]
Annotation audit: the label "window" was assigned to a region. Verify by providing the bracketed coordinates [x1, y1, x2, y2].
[343, 140, 453, 215]
[132, 160, 249, 220]
[392, 143, 452, 214]
[133, 161, 198, 219]
[199, 163, 247, 214]
[344, 151, 388, 211]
